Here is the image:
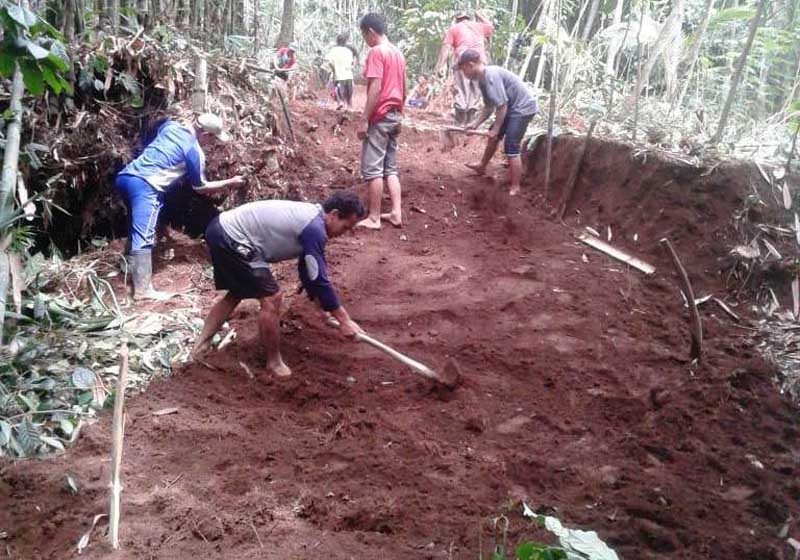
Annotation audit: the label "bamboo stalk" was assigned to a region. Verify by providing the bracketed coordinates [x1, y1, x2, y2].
[108, 341, 129, 549]
[0, 66, 25, 347]
[660, 238, 703, 362]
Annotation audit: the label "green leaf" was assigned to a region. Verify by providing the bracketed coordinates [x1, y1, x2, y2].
[0, 50, 14, 78]
[76, 391, 93, 406]
[59, 418, 74, 436]
[40, 64, 62, 95]
[19, 58, 44, 95]
[30, 19, 62, 39]
[39, 435, 64, 451]
[59, 76, 73, 96]
[6, 4, 37, 28]
[47, 40, 70, 70]
[15, 418, 40, 455]
[72, 367, 95, 389]
[516, 542, 541, 560]
[0, 420, 11, 446]
[24, 39, 50, 60]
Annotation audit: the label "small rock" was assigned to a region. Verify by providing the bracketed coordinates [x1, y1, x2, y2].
[346, 376, 356, 384]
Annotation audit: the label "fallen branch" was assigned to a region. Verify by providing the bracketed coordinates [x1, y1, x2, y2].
[558, 120, 597, 221]
[108, 341, 129, 549]
[578, 233, 656, 274]
[660, 238, 703, 362]
[713, 297, 741, 322]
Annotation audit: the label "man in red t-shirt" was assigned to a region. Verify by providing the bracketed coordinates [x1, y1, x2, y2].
[356, 12, 406, 230]
[434, 11, 494, 125]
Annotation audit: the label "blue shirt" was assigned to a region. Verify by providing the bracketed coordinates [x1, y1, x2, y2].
[219, 200, 340, 311]
[119, 120, 206, 191]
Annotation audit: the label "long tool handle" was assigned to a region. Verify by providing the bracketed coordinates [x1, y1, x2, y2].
[327, 317, 440, 381]
[354, 332, 440, 381]
[443, 125, 489, 137]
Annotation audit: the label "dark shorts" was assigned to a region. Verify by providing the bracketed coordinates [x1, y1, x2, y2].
[205, 216, 279, 300]
[335, 79, 353, 103]
[498, 113, 536, 157]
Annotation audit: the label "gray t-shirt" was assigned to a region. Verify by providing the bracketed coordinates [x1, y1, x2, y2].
[479, 66, 538, 117]
[218, 200, 324, 265]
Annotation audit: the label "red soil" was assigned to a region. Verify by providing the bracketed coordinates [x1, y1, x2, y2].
[1, 98, 798, 560]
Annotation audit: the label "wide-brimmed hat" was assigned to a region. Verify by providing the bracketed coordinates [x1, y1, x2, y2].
[196, 113, 230, 142]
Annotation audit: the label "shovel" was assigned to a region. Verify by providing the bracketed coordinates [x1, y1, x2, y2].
[439, 125, 489, 153]
[326, 317, 460, 389]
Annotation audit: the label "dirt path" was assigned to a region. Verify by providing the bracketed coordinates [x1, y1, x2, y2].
[2, 101, 798, 560]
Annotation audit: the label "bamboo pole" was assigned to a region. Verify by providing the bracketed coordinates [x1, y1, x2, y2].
[0, 67, 25, 347]
[710, 0, 766, 144]
[191, 55, 208, 113]
[543, 0, 561, 202]
[108, 341, 129, 549]
[660, 239, 703, 362]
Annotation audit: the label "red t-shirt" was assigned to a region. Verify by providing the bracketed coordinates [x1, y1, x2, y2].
[276, 47, 296, 69]
[363, 41, 406, 123]
[444, 20, 493, 62]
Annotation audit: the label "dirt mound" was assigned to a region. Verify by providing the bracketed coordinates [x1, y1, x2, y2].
[2, 99, 798, 559]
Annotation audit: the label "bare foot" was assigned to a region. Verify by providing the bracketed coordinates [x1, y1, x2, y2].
[356, 217, 381, 230]
[465, 163, 486, 176]
[190, 341, 212, 361]
[269, 360, 292, 378]
[509, 186, 521, 196]
[380, 212, 402, 228]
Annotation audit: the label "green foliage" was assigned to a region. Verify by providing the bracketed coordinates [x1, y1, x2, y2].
[0, 0, 72, 95]
[515, 542, 569, 560]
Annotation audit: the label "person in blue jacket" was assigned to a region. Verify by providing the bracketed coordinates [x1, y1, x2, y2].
[191, 191, 366, 378]
[115, 113, 245, 300]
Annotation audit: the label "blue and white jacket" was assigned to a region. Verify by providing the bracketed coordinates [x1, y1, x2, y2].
[119, 120, 206, 191]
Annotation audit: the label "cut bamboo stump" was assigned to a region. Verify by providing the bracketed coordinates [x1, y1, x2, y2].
[108, 341, 129, 549]
[660, 238, 703, 362]
[191, 55, 208, 113]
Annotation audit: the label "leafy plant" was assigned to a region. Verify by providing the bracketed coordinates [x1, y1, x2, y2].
[0, 0, 72, 95]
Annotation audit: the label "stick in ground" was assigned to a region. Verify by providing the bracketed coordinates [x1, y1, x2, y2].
[109, 341, 129, 549]
[660, 238, 703, 362]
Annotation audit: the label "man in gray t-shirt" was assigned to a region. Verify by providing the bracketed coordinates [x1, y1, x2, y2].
[192, 191, 366, 378]
[457, 49, 539, 196]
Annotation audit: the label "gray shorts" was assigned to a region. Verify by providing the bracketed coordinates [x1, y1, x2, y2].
[360, 110, 402, 181]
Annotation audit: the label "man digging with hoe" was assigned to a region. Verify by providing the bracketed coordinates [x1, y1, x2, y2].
[458, 49, 539, 196]
[191, 192, 365, 377]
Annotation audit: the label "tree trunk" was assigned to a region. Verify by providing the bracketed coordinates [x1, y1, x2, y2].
[579, 0, 601, 42]
[604, 0, 624, 73]
[110, 0, 119, 30]
[72, 0, 85, 36]
[276, 0, 294, 46]
[634, 0, 684, 95]
[96, 0, 108, 27]
[0, 68, 25, 346]
[672, 0, 715, 107]
[711, 0, 767, 144]
[63, 0, 76, 41]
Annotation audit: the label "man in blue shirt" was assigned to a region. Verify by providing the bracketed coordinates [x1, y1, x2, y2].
[458, 49, 539, 196]
[191, 191, 366, 378]
[115, 113, 245, 300]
